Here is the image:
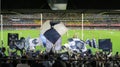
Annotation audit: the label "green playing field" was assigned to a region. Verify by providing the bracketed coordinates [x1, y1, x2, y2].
[0, 29, 120, 55]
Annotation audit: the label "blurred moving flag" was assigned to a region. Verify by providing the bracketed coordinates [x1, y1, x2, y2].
[85, 38, 97, 48]
[85, 39, 92, 47]
[46, 37, 62, 52]
[67, 38, 87, 53]
[53, 37, 62, 51]
[25, 36, 31, 50]
[40, 20, 68, 52]
[29, 38, 42, 50]
[15, 40, 25, 50]
[91, 38, 97, 48]
[40, 34, 46, 47]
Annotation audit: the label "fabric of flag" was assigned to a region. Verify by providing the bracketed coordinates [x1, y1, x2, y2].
[85, 38, 97, 48]
[74, 39, 87, 52]
[29, 38, 41, 50]
[41, 20, 68, 43]
[98, 39, 112, 51]
[85, 39, 92, 47]
[41, 20, 51, 35]
[25, 36, 30, 50]
[54, 37, 62, 51]
[75, 40, 85, 49]
[15, 40, 25, 50]
[45, 38, 53, 52]
[40, 20, 68, 52]
[68, 38, 87, 53]
[91, 38, 97, 48]
[40, 34, 47, 47]
[44, 27, 61, 44]
[46, 37, 62, 52]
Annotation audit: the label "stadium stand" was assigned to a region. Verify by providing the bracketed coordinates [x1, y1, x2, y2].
[1, 12, 120, 67]
[2, 13, 120, 29]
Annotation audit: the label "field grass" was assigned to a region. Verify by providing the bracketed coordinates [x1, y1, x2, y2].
[0, 29, 120, 55]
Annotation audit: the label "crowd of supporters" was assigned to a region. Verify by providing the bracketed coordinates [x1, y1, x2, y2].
[2, 13, 120, 30]
[0, 47, 120, 67]
[3, 13, 120, 25]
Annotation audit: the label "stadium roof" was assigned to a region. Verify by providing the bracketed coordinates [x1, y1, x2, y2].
[2, 0, 120, 9]
[1, 0, 120, 14]
[1, 9, 120, 14]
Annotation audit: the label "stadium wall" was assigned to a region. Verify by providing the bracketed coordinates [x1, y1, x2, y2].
[2, 23, 120, 30]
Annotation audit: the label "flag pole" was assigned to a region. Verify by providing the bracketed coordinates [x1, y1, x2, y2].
[40, 13, 43, 35]
[40, 13, 43, 46]
[1, 15, 3, 47]
[81, 13, 84, 40]
[40, 13, 43, 27]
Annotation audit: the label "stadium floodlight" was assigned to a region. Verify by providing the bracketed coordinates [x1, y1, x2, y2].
[47, 0, 68, 10]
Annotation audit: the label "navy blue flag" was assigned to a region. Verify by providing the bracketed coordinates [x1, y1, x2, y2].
[99, 39, 112, 51]
[40, 20, 68, 52]
[41, 20, 68, 44]
[44, 27, 61, 44]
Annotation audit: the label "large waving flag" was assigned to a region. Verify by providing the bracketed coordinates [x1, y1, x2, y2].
[40, 20, 68, 52]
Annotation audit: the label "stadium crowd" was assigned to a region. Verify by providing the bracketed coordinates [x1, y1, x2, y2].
[1, 13, 120, 67]
[0, 46, 120, 67]
[2, 13, 120, 30]
[3, 13, 120, 25]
